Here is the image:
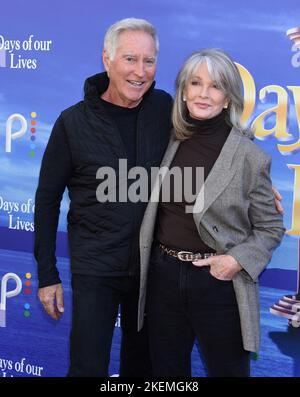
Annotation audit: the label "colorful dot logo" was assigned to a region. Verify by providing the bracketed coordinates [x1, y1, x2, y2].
[24, 273, 32, 318]
[30, 112, 37, 157]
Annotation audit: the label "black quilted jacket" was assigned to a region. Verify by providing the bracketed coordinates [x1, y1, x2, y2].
[34, 72, 172, 287]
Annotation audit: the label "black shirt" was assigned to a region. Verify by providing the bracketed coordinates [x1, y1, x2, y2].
[99, 97, 141, 169]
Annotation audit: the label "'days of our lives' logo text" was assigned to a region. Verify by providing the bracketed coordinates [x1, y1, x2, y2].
[0, 34, 52, 69]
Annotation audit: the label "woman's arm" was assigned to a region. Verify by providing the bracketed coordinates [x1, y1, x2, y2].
[193, 155, 285, 282]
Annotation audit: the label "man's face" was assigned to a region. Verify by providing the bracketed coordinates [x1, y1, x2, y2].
[103, 30, 157, 108]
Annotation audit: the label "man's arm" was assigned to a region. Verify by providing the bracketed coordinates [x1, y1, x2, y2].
[34, 115, 72, 317]
[38, 283, 64, 320]
[272, 186, 284, 215]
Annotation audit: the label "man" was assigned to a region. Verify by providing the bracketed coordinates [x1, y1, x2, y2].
[34, 18, 173, 377]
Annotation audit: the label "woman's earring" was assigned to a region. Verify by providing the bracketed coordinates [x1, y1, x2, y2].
[183, 97, 186, 102]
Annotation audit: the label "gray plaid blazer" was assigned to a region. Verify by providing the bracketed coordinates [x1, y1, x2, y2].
[138, 127, 285, 353]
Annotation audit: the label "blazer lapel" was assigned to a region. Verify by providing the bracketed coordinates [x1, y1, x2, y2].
[161, 135, 181, 167]
[193, 127, 243, 221]
[149, 135, 181, 202]
[140, 134, 180, 249]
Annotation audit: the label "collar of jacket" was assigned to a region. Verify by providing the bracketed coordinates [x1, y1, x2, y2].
[83, 72, 156, 112]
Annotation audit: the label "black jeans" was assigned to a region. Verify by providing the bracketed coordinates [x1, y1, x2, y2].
[68, 273, 152, 377]
[146, 245, 250, 377]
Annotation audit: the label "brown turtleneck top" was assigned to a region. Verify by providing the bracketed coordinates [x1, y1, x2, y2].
[156, 110, 231, 252]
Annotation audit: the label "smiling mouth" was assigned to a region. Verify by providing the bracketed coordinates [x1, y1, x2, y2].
[127, 80, 145, 87]
[195, 103, 210, 108]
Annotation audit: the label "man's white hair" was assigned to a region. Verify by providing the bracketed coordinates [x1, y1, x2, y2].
[103, 17, 159, 60]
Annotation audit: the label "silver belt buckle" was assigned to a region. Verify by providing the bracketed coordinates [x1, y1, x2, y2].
[203, 253, 214, 259]
[177, 251, 195, 261]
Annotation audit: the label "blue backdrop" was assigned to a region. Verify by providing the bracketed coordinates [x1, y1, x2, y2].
[0, 0, 299, 377]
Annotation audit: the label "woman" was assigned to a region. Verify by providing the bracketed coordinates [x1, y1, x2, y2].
[137, 49, 285, 377]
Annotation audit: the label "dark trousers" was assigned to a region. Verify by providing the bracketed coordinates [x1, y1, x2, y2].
[146, 245, 250, 377]
[68, 273, 152, 377]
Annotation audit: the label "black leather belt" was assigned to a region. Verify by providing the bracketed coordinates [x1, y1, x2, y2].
[159, 243, 217, 262]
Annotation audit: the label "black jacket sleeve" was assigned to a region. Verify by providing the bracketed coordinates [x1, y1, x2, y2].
[34, 115, 72, 288]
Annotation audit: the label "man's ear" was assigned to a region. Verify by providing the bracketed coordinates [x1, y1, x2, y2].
[102, 50, 111, 74]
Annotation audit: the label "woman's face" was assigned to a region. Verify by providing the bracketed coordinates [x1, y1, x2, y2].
[183, 62, 229, 120]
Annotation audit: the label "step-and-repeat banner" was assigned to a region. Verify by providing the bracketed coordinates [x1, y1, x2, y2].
[0, 0, 299, 377]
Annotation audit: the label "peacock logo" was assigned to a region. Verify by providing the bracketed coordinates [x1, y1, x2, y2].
[0, 273, 22, 327]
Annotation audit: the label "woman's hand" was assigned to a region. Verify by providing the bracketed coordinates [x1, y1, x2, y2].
[192, 254, 242, 281]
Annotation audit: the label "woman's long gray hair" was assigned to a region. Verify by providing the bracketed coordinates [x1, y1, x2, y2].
[172, 48, 252, 140]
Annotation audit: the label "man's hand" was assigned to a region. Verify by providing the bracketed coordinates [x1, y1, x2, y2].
[192, 254, 242, 281]
[38, 283, 64, 320]
[272, 186, 284, 215]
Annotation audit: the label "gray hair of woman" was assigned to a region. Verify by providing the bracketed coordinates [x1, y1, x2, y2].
[172, 48, 253, 140]
[103, 17, 159, 60]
